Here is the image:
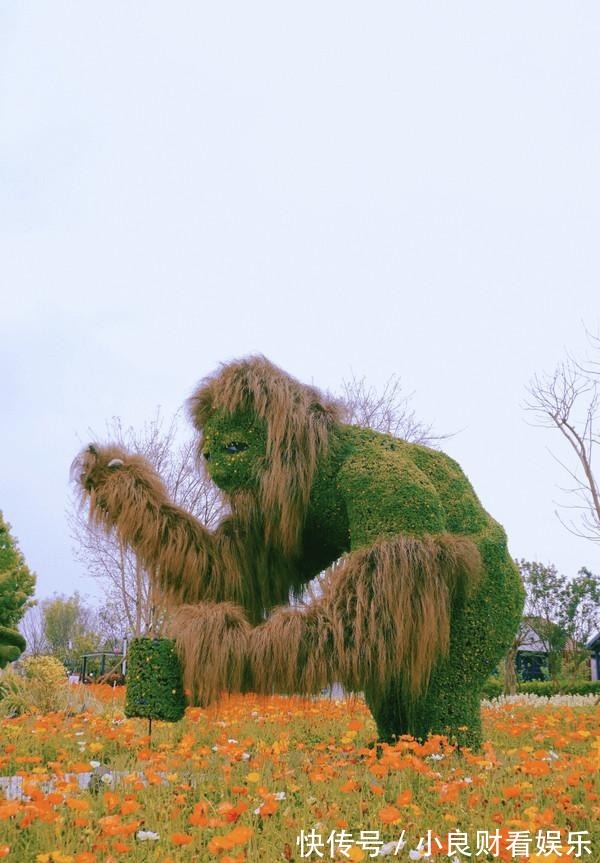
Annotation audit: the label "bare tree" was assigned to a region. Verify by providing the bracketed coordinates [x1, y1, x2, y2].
[19, 603, 48, 656]
[69, 410, 223, 637]
[525, 332, 599, 543]
[339, 373, 446, 446]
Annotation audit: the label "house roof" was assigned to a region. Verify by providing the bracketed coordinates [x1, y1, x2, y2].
[586, 631, 600, 650]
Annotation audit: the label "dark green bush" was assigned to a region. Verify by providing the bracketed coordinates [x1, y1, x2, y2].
[518, 679, 600, 697]
[482, 677, 600, 699]
[125, 638, 185, 722]
[481, 678, 503, 699]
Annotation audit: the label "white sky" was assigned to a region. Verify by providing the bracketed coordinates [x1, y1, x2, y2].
[1, 2, 599, 603]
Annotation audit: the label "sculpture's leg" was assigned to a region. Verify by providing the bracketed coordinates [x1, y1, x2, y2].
[363, 677, 410, 744]
[407, 530, 524, 750]
[365, 670, 482, 749]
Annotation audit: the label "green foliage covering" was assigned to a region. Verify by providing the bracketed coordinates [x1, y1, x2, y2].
[125, 638, 186, 722]
[0, 511, 36, 667]
[319, 426, 525, 748]
[201, 409, 267, 493]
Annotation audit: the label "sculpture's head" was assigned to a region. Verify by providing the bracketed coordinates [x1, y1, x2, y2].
[187, 355, 343, 551]
[200, 407, 267, 493]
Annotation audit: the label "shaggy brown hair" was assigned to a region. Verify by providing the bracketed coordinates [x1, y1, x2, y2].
[321, 533, 482, 695]
[187, 355, 344, 555]
[169, 602, 251, 706]
[248, 603, 334, 695]
[73, 445, 239, 607]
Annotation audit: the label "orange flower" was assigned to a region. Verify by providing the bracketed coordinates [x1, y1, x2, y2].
[0, 801, 20, 819]
[396, 789, 412, 806]
[170, 833, 193, 846]
[0, 847, 9, 859]
[257, 796, 278, 816]
[208, 825, 253, 853]
[103, 792, 120, 812]
[378, 805, 402, 824]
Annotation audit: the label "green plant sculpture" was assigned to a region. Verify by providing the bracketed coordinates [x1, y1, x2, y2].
[124, 638, 185, 723]
[74, 356, 524, 747]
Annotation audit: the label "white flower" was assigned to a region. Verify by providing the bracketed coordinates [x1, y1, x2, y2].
[137, 829, 160, 841]
[100, 774, 113, 785]
[463, 776, 473, 784]
[409, 850, 431, 860]
[273, 791, 286, 800]
[241, 752, 251, 761]
[227, 738, 238, 744]
[89, 760, 101, 769]
[378, 838, 407, 856]
[427, 753, 444, 761]
[211, 745, 219, 751]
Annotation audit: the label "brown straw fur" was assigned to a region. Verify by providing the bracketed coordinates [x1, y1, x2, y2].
[248, 603, 334, 695]
[72, 446, 245, 608]
[321, 533, 482, 695]
[187, 355, 344, 555]
[168, 602, 251, 706]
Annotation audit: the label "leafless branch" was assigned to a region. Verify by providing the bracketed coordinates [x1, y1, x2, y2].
[524, 336, 600, 544]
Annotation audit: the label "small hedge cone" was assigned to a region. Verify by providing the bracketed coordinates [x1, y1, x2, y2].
[125, 638, 186, 723]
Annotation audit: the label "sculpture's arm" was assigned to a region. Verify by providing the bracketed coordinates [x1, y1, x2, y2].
[73, 444, 239, 606]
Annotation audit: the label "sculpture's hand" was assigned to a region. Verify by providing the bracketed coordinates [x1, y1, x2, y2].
[71, 444, 128, 493]
[0, 625, 26, 669]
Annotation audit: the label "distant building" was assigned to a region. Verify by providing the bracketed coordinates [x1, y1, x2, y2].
[588, 632, 600, 682]
[516, 621, 549, 681]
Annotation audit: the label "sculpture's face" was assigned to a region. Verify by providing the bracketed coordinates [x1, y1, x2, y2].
[200, 409, 267, 492]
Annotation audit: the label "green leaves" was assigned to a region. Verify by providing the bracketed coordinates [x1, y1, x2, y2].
[124, 637, 186, 722]
[0, 511, 36, 665]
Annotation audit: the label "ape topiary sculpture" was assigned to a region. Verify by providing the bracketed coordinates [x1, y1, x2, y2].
[75, 356, 524, 747]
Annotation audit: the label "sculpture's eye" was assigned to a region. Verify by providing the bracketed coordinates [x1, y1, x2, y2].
[224, 441, 249, 454]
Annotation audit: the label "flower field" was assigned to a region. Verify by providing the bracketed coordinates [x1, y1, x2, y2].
[0, 688, 598, 862]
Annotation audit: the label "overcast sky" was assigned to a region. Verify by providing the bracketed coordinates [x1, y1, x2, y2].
[1, 2, 599, 605]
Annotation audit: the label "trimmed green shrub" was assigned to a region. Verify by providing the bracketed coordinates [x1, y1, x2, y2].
[518, 679, 600, 697]
[481, 678, 600, 699]
[125, 638, 185, 722]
